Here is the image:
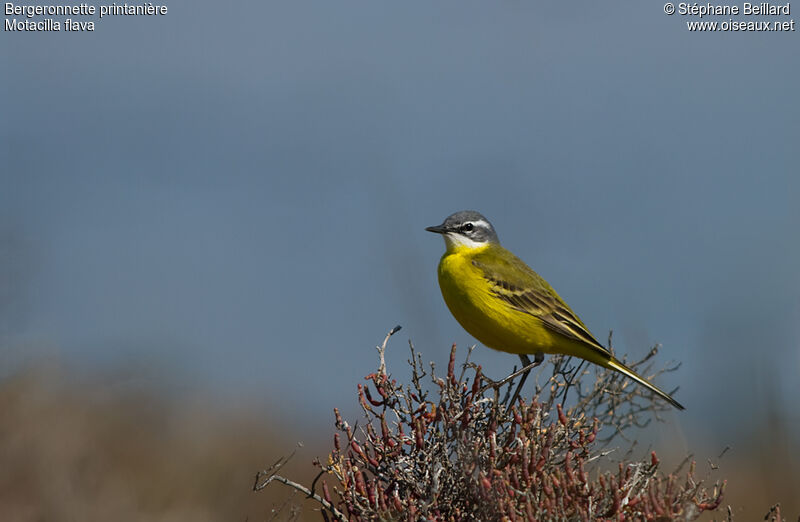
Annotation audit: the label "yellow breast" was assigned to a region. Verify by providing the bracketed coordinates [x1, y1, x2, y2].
[437, 247, 560, 355]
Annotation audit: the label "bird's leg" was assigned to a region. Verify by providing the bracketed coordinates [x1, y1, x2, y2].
[481, 353, 539, 391]
[479, 352, 543, 398]
[506, 352, 544, 407]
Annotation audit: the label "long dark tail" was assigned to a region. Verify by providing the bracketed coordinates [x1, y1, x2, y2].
[603, 357, 685, 410]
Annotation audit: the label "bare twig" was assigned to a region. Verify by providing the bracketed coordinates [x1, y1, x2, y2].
[376, 325, 402, 377]
[254, 472, 347, 522]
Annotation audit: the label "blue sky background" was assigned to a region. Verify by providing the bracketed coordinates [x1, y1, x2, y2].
[2, 0, 799, 455]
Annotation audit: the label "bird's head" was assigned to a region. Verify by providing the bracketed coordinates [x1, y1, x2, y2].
[426, 210, 499, 252]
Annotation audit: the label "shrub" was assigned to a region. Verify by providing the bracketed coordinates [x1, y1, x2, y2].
[256, 327, 725, 521]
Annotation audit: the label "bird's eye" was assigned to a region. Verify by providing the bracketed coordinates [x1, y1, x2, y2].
[462, 223, 474, 232]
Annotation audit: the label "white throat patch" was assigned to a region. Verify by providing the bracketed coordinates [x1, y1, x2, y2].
[443, 232, 487, 250]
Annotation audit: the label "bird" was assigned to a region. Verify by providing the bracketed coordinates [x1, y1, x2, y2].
[426, 210, 684, 410]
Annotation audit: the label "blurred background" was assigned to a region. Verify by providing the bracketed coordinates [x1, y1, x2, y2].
[1, 0, 798, 519]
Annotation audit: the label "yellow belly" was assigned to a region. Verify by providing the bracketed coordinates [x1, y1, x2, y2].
[437, 251, 564, 355]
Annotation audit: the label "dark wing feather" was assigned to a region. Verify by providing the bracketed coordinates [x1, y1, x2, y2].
[472, 250, 611, 357]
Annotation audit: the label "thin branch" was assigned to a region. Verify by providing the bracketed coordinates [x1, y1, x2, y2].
[254, 473, 347, 522]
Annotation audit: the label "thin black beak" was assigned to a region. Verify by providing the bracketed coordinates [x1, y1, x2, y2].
[425, 224, 447, 234]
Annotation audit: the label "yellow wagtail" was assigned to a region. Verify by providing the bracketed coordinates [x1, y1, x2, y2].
[426, 210, 684, 410]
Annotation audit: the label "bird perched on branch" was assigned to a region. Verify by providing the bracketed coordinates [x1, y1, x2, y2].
[426, 210, 684, 410]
